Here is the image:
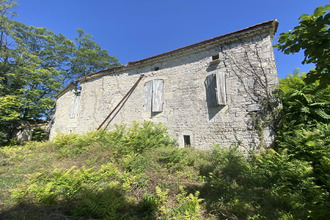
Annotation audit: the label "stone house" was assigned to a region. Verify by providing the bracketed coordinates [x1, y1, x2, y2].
[50, 20, 279, 151]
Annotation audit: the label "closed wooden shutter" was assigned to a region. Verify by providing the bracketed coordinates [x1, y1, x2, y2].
[152, 79, 164, 112]
[145, 79, 164, 112]
[69, 95, 80, 118]
[205, 74, 218, 107]
[216, 72, 226, 105]
[205, 72, 226, 107]
[144, 81, 153, 112]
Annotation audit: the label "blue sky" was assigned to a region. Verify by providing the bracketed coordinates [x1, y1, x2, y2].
[15, 0, 329, 78]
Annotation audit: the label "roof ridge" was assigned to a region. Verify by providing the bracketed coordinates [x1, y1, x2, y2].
[55, 19, 278, 98]
[79, 19, 278, 82]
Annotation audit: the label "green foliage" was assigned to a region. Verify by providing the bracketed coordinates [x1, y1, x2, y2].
[51, 121, 175, 159]
[1, 120, 330, 219]
[138, 186, 204, 219]
[11, 163, 120, 204]
[52, 132, 80, 148]
[139, 193, 159, 216]
[0, 130, 8, 145]
[275, 6, 330, 219]
[73, 187, 131, 219]
[173, 186, 203, 219]
[276, 72, 330, 197]
[0, 95, 22, 123]
[10, 162, 138, 219]
[70, 28, 120, 78]
[275, 5, 330, 86]
[108, 121, 176, 156]
[277, 72, 330, 129]
[206, 147, 329, 219]
[0, 1, 120, 144]
[31, 127, 47, 141]
[158, 147, 195, 172]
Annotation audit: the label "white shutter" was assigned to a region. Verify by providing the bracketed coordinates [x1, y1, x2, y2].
[144, 81, 153, 112]
[69, 96, 80, 118]
[152, 79, 164, 112]
[216, 72, 226, 105]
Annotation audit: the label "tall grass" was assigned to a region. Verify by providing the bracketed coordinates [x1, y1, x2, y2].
[0, 121, 329, 219]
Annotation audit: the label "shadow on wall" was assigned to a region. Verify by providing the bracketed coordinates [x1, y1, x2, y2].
[208, 105, 225, 121]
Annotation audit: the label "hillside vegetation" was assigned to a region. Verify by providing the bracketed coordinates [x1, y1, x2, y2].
[1, 4, 329, 220]
[0, 121, 329, 219]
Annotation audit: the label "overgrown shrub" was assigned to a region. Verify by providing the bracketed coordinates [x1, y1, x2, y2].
[31, 128, 48, 141]
[51, 121, 175, 159]
[73, 187, 133, 219]
[11, 163, 121, 204]
[276, 72, 330, 210]
[4, 120, 329, 219]
[205, 146, 329, 219]
[108, 121, 176, 156]
[138, 186, 204, 219]
[0, 131, 8, 146]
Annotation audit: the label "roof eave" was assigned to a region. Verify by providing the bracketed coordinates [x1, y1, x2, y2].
[56, 19, 279, 97]
[79, 20, 278, 83]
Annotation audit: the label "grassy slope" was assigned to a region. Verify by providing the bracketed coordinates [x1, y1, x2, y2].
[0, 124, 213, 219]
[0, 122, 328, 219]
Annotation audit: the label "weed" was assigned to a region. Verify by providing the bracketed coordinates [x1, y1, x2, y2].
[1, 121, 329, 219]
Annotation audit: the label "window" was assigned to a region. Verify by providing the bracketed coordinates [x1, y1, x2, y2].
[212, 54, 219, 61]
[205, 72, 226, 107]
[144, 79, 164, 112]
[74, 82, 81, 96]
[183, 135, 191, 147]
[69, 95, 80, 118]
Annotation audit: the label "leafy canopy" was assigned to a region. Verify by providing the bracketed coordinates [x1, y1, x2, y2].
[0, 0, 120, 145]
[275, 5, 330, 87]
[275, 5, 330, 201]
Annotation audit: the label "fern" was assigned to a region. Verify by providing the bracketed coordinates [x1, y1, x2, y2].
[74, 187, 129, 219]
[314, 108, 330, 120]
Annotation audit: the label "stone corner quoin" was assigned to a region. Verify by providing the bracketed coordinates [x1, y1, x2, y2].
[50, 20, 279, 151]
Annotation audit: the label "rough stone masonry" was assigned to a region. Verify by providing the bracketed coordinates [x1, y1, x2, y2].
[50, 20, 279, 151]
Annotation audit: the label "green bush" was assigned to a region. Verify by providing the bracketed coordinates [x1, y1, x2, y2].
[138, 186, 204, 219]
[138, 193, 159, 215]
[31, 128, 48, 142]
[52, 132, 80, 148]
[51, 121, 175, 159]
[173, 186, 203, 219]
[0, 130, 8, 146]
[205, 147, 329, 219]
[6, 119, 329, 219]
[276, 73, 330, 215]
[158, 147, 195, 172]
[108, 121, 176, 156]
[73, 187, 133, 219]
[11, 163, 120, 204]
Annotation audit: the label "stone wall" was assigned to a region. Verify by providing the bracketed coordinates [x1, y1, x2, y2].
[50, 27, 278, 151]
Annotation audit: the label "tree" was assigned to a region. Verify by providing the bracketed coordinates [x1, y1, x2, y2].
[0, 0, 120, 145]
[70, 29, 119, 79]
[276, 5, 330, 87]
[275, 5, 330, 205]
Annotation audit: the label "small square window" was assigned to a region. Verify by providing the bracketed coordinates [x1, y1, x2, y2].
[183, 135, 191, 147]
[212, 54, 219, 61]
